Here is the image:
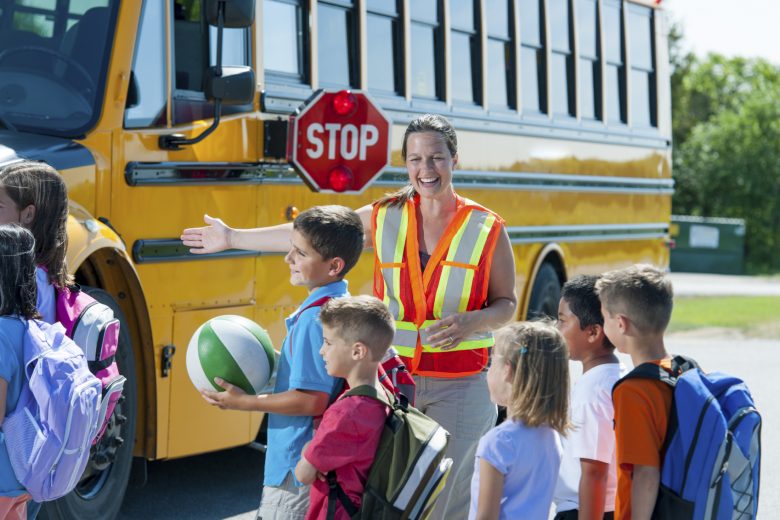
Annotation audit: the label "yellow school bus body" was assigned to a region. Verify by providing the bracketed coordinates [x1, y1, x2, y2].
[0, 0, 670, 515]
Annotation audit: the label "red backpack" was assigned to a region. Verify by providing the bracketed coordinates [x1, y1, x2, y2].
[55, 284, 126, 443]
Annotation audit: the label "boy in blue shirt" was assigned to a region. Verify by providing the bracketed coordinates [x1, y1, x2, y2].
[201, 206, 364, 520]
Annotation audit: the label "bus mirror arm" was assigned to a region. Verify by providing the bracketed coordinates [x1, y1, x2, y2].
[159, 0, 255, 151]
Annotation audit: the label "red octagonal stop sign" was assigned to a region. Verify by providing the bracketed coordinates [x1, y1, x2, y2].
[287, 89, 392, 194]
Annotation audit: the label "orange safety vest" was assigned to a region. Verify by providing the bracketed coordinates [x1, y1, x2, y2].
[371, 194, 504, 378]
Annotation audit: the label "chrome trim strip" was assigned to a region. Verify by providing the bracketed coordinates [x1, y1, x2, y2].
[125, 161, 672, 194]
[507, 223, 669, 244]
[132, 239, 281, 264]
[135, 223, 667, 263]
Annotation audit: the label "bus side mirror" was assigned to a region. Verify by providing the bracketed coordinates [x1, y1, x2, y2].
[205, 66, 255, 105]
[205, 0, 254, 28]
[159, 0, 256, 150]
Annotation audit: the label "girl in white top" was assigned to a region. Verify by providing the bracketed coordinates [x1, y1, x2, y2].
[0, 161, 72, 325]
[469, 321, 570, 520]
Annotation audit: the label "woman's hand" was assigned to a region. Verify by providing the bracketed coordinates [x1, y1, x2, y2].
[424, 311, 483, 351]
[181, 214, 232, 254]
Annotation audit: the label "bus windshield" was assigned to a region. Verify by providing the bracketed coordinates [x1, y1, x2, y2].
[0, 0, 118, 137]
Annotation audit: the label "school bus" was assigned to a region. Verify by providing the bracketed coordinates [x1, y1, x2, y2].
[0, 0, 671, 517]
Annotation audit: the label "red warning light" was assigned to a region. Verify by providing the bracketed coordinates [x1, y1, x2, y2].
[328, 166, 353, 192]
[332, 90, 358, 116]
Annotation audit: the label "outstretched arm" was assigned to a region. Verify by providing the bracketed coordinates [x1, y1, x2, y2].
[426, 226, 517, 350]
[200, 377, 329, 416]
[180, 206, 374, 254]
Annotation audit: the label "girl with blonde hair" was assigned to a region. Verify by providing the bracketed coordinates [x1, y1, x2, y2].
[469, 321, 570, 520]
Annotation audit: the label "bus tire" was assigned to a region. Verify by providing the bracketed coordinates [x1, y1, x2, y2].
[527, 263, 561, 319]
[40, 287, 137, 520]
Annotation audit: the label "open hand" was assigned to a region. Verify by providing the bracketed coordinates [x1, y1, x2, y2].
[200, 377, 248, 410]
[181, 214, 232, 254]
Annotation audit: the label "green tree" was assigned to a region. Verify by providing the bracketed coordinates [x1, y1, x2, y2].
[674, 87, 780, 272]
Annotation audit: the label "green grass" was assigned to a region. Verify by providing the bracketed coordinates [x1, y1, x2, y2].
[669, 296, 780, 332]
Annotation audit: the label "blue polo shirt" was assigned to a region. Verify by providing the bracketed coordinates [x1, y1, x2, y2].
[264, 280, 348, 487]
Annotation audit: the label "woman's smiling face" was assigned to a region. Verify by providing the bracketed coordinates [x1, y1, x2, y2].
[404, 131, 457, 198]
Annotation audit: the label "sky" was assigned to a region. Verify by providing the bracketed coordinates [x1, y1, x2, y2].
[663, 0, 780, 65]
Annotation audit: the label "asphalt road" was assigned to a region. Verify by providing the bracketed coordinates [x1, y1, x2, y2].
[118, 334, 779, 519]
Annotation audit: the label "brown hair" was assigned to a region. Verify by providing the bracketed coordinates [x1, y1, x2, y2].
[494, 321, 570, 434]
[377, 114, 458, 208]
[293, 205, 364, 277]
[0, 224, 40, 319]
[0, 161, 72, 288]
[319, 296, 395, 361]
[595, 264, 673, 334]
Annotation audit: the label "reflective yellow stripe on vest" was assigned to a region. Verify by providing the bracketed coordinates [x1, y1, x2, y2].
[433, 210, 497, 317]
[392, 320, 495, 358]
[375, 204, 409, 321]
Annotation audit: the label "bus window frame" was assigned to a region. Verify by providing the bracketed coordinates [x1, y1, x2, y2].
[258, 0, 667, 147]
[626, 2, 657, 129]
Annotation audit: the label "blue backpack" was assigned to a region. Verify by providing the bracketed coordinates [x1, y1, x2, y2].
[614, 356, 761, 519]
[2, 320, 102, 502]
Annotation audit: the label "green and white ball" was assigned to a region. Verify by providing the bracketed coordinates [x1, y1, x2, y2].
[186, 315, 275, 395]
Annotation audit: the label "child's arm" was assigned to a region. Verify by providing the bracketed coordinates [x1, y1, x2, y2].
[0, 378, 6, 426]
[631, 464, 660, 520]
[201, 377, 329, 416]
[578, 458, 609, 520]
[295, 451, 322, 486]
[474, 459, 504, 520]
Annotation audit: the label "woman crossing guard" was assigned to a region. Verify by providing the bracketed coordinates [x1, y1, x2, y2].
[181, 114, 517, 519]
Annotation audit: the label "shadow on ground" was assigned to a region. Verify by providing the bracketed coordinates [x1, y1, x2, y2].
[119, 446, 263, 519]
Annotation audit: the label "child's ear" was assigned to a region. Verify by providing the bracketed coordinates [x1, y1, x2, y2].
[616, 314, 630, 334]
[328, 257, 346, 277]
[587, 324, 606, 344]
[502, 362, 514, 384]
[19, 204, 36, 226]
[352, 342, 368, 360]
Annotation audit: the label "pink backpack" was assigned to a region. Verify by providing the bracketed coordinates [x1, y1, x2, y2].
[56, 284, 126, 444]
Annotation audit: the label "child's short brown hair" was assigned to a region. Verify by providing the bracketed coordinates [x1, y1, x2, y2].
[596, 264, 673, 334]
[293, 205, 364, 277]
[319, 296, 395, 361]
[494, 320, 570, 435]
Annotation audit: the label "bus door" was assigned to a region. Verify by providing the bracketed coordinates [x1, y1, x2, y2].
[113, 0, 263, 459]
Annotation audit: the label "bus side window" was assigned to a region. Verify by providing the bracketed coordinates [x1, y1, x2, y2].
[264, 0, 308, 84]
[548, 0, 574, 117]
[486, 0, 516, 110]
[366, 0, 403, 96]
[317, 0, 358, 88]
[628, 4, 656, 128]
[450, 0, 479, 105]
[577, 0, 601, 121]
[125, 1, 167, 128]
[603, 0, 627, 124]
[410, 0, 442, 100]
[520, 0, 547, 114]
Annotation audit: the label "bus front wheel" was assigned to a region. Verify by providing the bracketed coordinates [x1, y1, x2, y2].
[41, 287, 138, 520]
[527, 263, 561, 319]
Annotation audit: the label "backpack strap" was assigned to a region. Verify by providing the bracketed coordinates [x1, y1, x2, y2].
[343, 383, 403, 411]
[612, 355, 700, 394]
[288, 296, 332, 356]
[326, 472, 359, 520]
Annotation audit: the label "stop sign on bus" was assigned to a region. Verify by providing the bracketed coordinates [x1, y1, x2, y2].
[287, 90, 391, 193]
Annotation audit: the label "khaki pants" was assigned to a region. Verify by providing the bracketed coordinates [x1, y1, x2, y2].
[257, 473, 310, 520]
[414, 372, 497, 520]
